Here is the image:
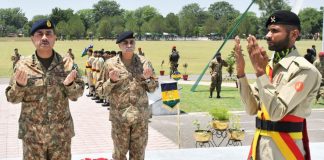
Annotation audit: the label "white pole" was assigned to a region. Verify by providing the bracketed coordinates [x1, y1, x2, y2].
[322, 8, 324, 51]
[291, 0, 304, 14]
[177, 103, 180, 149]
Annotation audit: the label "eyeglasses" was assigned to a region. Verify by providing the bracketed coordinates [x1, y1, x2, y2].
[33, 30, 55, 38]
[120, 40, 135, 46]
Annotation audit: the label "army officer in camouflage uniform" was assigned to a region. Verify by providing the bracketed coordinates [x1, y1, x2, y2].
[103, 31, 158, 160]
[5, 19, 84, 160]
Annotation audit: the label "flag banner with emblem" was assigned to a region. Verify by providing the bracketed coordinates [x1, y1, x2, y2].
[81, 45, 93, 57]
[161, 82, 180, 109]
[171, 71, 182, 81]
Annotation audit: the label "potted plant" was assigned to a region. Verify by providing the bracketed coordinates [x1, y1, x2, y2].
[192, 119, 212, 142]
[182, 63, 188, 80]
[160, 60, 165, 76]
[209, 107, 230, 130]
[228, 115, 245, 141]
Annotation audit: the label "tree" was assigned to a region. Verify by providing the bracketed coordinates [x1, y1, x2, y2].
[255, 0, 291, 35]
[255, 0, 291, 17]
[55, 21, 69, 39]
[67, 15, 85, 39]
[165, 13, 180, 35]
[97, 17, 113, 38]
[93, 0, 124, 22]
[179, 3, 205, 37]
[203, 16, 217, 35]
[0, 8, 28, 36]
[148, 15, 165, 34]
[237, 12, 260, 37]
[50, 7, 74, 24]
[299, 8, 322, 35]
[207, 1, 240, 37]
[134, 6, 160, 39]
[208, 1, 239, 21]
[124, 11, 138, 32]
[76, 9, 96, 32]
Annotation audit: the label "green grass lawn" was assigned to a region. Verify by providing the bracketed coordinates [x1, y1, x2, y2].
[1, 38, 323, 111]
[0, 37, 322, 77]
[179, 84, 324, 113]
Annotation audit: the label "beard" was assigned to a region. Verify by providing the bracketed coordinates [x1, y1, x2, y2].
[267, 35, 290, 52]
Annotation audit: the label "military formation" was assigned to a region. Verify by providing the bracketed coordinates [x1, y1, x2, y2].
[5, 9, 324, 160]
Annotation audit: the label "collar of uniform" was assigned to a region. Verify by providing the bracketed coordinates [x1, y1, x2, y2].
[34, 50, 61, 71]
[117, 53, 139, 65]
[277, 49, 299, 69]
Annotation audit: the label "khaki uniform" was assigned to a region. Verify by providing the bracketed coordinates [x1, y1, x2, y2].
[5, 52, 84, 160]
[87, 56, 95, 94]
[91, 57, 99, 90]
[103, 54, 158, 160]
[238, 49, 321, 159]
[313, 59, 324, 100]
[209, 58, 228, 96]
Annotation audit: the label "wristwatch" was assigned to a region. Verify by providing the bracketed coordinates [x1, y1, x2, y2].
[145, 78, 151, 83]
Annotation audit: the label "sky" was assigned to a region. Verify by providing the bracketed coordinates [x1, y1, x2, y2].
[1, 0, 323, 20]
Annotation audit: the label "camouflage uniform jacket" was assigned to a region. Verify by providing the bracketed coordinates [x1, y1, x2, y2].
[103, 54, 158, 122]
[313, 59, 324, 84]
[5, 51, 84, 143]
[209, 58, 228, 77]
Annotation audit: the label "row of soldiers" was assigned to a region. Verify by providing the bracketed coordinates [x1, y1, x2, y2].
[85, 49, 118, 106]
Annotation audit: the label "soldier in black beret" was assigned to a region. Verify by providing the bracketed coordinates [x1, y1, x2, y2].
[102, 31, 158, 159]
[6, 19, 84, 159]
[234, 10, 320, 160]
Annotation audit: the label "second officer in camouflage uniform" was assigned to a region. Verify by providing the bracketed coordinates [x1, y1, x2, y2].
[103, 31, 158, 160]
[209, 53, 228, 98]
[5, 19, 84, 160]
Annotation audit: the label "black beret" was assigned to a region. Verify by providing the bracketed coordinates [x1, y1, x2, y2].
[265, 10, 301, 30]
[215, 52, 221, 57]
[30, 19, 55, 35]
[116, 31, 134, 44]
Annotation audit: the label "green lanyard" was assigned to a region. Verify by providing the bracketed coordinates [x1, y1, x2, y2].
[273, 46, 295, 64]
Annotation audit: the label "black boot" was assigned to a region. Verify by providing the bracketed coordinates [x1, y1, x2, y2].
[91, 96, 99, 100]
[216, 91, 221, 98]
[96, 99, 104, 103]
[209, 90, 213, 98]
[86, 93, 93, 97]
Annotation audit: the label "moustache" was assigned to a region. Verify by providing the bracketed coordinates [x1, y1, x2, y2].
[41, 40, 49, 44]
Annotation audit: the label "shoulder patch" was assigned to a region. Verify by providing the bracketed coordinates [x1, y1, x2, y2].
[295, 81, 304, 92]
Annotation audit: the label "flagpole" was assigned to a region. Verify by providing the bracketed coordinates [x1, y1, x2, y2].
[190, 0, 256, 92]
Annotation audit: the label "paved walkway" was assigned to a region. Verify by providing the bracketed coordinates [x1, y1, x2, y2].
[1, 75, 324, 159]
[0, 84, 177, 159]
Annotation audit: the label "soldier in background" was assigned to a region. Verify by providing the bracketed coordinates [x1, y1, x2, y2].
[91, 50, 99, 98]
[11, 48, 21, 69]
[314, 51, 324, 103]
[86, 49, 95, 96]
[169, 46, 180, 78]
[209, 52, 228, 98]
[5, 19, 84, 160]
[138, 47, 145, 56]
[103, 31, 158, 160]
[94, 50, 105, 103]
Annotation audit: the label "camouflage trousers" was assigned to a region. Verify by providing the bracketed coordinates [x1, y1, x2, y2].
[23, 139, 71, 160]
[169, 62, 178, 75]
[111, 119, 148, 160]
[210, 75, 222, 92]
